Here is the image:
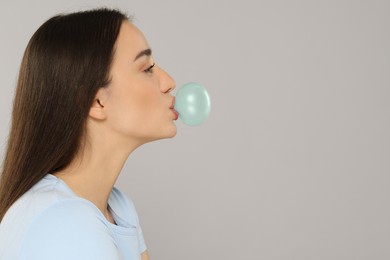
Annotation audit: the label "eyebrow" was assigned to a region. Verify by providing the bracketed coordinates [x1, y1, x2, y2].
[133, 48, 152, 62]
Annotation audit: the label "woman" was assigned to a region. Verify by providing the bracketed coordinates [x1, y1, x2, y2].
[0, 8, 177, 260]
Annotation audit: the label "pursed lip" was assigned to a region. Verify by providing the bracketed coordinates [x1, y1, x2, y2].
[170, 97, 179, 120]
[170, 97, 176, 109]
[171, 109, 179, 120]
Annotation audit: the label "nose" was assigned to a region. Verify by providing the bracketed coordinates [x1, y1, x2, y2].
[158, 66, 176, 94]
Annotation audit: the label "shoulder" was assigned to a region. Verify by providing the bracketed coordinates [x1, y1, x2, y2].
[19, 198, 120, 260]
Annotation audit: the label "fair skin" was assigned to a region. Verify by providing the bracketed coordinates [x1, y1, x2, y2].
[54, 20, 176, 260]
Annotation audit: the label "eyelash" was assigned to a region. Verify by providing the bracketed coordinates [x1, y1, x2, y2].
[144, 62, 156, 74]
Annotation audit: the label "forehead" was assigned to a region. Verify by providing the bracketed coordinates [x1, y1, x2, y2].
[115, 21, 149, 59]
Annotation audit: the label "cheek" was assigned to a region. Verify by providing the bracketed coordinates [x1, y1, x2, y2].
[131, 87, 161, 119]
[107, 82, 162, 134]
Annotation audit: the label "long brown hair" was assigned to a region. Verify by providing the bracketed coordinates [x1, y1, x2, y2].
[0, 8, 128, 221]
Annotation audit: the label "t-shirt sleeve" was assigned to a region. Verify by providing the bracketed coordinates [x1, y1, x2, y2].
[19, 199, 122, 260]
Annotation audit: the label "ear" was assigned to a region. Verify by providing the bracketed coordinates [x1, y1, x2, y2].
[89, 88, 109, 120]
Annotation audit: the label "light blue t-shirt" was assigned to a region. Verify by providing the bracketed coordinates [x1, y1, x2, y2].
[0, 173, 147, 260]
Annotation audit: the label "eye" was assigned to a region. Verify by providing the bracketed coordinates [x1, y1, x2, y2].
[144, 62, 155, 74]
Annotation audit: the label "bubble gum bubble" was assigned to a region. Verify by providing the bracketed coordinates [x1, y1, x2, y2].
[174, 82, 211, 126]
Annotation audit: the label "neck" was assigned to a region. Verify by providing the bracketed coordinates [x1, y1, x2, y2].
[53, 121, 143, 221]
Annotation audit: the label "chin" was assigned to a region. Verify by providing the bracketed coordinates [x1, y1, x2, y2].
[167, 128, 177, 138]
[144, 124, 177, 143]
[163, 124, 177, 139]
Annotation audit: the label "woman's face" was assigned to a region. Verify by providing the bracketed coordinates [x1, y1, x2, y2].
[98, 21, 177, 144]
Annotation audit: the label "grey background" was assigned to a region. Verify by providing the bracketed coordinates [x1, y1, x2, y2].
[1, 0, 389, 259]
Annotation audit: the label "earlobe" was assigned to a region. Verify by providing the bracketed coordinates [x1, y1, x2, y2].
[89, 99, 107, 120]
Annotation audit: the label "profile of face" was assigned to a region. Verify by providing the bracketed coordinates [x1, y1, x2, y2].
[90, 21, 177, 146]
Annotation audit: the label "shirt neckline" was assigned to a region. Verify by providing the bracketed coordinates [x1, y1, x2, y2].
[44, 173, 132, 233]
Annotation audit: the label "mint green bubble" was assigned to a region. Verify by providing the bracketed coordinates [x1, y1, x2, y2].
[174, 82, 211, 126]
